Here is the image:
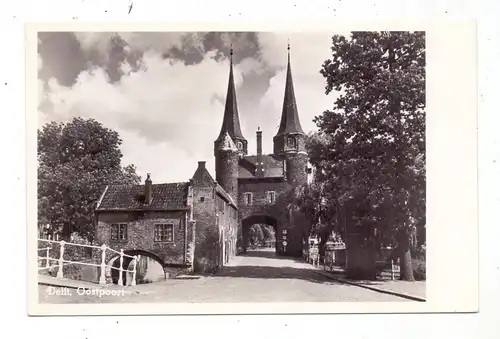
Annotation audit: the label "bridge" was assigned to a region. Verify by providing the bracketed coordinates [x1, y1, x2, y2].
[38, 238, 138, 286]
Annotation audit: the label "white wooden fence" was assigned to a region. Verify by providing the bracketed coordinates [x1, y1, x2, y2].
[37, 239, 137, 286]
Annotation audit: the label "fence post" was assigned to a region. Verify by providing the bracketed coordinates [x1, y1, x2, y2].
[118, 249, 124, 286]
[45, 248, 50, 268]
[99, 244, 107, 285]
[391, 260, 395, 280]
[56, 240, 65, 279]
[131, 256, 137, 286]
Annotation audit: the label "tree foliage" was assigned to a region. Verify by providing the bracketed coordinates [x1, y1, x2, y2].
[248, 224, 264, 246]
[306, 31, 425, 280]
[38, 117, 141, 240]
[248, 224, 276, 247]
[261, 225, 276, 242]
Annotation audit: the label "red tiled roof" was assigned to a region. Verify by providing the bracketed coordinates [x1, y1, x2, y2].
[96, 182, 190, 211]
[238, 154, 285, 179]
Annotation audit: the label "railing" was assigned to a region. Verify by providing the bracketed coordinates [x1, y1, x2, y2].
[308, 247, 320, 266]
[37, 239, 138, 286]
[378, 260, 399, 280]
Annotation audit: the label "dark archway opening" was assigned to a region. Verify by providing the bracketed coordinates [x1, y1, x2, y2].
[109, 250, 166, 285]
[242, 215, 279, 255]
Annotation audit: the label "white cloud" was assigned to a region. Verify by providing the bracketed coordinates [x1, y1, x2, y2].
[238, 56, 265, 76]
[72, 32, 207, 61]
[72, 32, 116, 61]
[39, 32, 345, 183]
[38, 54, 43, 71]
[257, 32, 344, 153]
[117, 128, 204, 184]
[40, 49, 241, 182]
[38, 54, 44, 106]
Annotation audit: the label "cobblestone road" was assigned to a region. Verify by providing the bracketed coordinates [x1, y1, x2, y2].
[39, 249, 409, 303]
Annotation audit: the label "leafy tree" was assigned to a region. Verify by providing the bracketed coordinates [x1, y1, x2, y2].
[261, 224, 276, 246]
[248, 224, 265, 246]
[38, 117, 141, 241]
[308, 31, 425, 280]
[275, 178, 335, 245]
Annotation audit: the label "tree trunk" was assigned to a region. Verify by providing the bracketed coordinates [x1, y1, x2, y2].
[398, 232, 415, 281]
[346, 233, 377, 280]
[62, 222, 71, 239]
[399, 248, 414, 281]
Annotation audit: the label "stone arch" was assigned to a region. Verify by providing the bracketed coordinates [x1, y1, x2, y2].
[107, 249, 166, 285]
[242, 215, 279, 253]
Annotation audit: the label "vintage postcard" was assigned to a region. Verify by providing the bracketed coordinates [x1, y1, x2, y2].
[27, 20, 478, 315]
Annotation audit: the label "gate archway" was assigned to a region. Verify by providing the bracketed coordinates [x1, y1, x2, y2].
[242, 215, 280, 253]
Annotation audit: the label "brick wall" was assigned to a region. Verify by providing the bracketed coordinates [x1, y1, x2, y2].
[236, 179, 307, 257]
[191, 181, 239, 273]
[285, 153, 309, 187]
[238, 180, 288, 213]
[273, 133, 307, 157]
[215, 150, 239, 202]
[191, 182, 218, 273]
[95, 210, 191, 266]
[237, 179, 308, 255]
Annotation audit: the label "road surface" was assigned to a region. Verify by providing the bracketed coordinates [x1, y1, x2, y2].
[38, 249, 409, 303]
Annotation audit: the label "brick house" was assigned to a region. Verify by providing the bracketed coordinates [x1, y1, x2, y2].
[95, 163, 238, 277]
[94, 45, 311, 277]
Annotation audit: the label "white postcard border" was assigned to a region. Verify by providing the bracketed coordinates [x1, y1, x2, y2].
[26, 20, 478, 315]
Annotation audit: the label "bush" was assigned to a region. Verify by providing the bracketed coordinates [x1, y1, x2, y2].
[412, 258, 426, 281]
[411, 244, 426, 259]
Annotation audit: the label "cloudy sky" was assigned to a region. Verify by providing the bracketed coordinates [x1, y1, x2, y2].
[37, 31, 346, 183]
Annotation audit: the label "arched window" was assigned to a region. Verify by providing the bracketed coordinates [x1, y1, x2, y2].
[287, 136, 296, 148]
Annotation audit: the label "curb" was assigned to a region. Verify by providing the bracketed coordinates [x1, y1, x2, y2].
[315, 270, 426, 302]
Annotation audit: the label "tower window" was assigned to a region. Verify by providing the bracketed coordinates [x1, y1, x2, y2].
[266, 191, 276, 204]
[244, 192, 253, 205]
[236, 141, 243, 150]
[287, 136, 296, 148]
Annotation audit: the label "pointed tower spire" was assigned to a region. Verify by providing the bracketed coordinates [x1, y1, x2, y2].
[275, 42, 305, 136]
[287, 39, 290, 62]
[215, 45, 247, 155]
[273, 42, 308, 184]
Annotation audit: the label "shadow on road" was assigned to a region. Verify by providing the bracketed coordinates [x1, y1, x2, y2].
[216, 264, 346, 285]
[238, 249, 305, 263]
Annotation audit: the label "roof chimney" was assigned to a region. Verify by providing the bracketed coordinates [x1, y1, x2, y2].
[198, 161, 206, 169]
[144, 173, 152, 204]
[256, 127, 262, 156]
[256, 127, 264, 177]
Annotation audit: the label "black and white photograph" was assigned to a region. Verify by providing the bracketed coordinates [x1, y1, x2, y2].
[29, 24, 470, 314]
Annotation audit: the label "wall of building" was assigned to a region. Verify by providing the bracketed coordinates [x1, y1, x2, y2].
[285, 153, 309, 187]
[238, 179, 301, 254]
[215, 194, 238, 265]
[191, 183, 218, 273]
[191, 179, 239, 273]
[273, 133, 307, 156]
[95, 210, 191, 268]
[238, 180, 289, 218]
[215, 150, 239, 202]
